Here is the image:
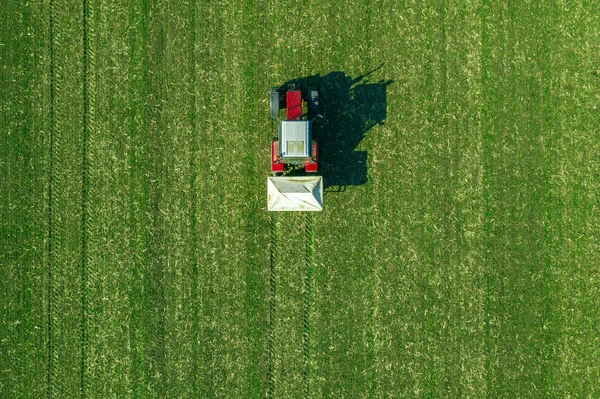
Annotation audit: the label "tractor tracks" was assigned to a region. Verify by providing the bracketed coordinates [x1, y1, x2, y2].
[47, 0, 59, 396]
[267, 212, 314, 399]
[80, 0, 95, 396]
[302, 213, 314, 399]
[267, 213, 277, 399]
[46, 1, 96, 396]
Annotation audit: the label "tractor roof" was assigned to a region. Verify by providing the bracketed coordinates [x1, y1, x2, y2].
[279, 120, 311, 158]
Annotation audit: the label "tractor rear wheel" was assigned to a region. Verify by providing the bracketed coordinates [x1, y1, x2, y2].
[308, 87, 319, 117]
[270, 89, 280, 119]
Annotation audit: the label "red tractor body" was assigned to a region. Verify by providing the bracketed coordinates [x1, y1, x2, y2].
[286, 90, 303, 120]
[270, 87, 319, 174]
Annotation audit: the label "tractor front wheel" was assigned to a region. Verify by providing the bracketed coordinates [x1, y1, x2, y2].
[270, 89, 280, 119]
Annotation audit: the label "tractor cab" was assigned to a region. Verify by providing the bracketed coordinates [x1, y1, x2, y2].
[270, 89, 319, 174]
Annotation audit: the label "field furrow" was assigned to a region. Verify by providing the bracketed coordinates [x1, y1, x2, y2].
[481, 2, 560, 397]
[192, 1, 224, 396]
[135, 1, 169, 396]
[547, 3, 600, 396]
[0, 1, 51, 396]
[84, 0, 139, 396]
[80, 0, 95, 395]
[160, 1, 199, 396]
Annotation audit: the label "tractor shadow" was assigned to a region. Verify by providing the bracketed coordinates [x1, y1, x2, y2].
[278, 68, 393, 191]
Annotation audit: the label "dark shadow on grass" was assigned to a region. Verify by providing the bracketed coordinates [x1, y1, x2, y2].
[277, 67, 393, 191]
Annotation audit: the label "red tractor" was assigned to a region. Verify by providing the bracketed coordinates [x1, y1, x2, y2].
[267, 86, 323, 211]
[270, 86, 320, 175]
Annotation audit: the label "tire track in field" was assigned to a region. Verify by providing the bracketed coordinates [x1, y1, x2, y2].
[267, 212, 277, 399]
[188, 0, 199, 396]
[47, 0, 59, 396]
[303, 213, 314, 399]
[126, 1, 149, 395]
[80, 0, 95, 396]
[268, 212, 315, 399]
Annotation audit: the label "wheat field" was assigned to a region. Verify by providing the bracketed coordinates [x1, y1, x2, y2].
[1, 1, 599, 397]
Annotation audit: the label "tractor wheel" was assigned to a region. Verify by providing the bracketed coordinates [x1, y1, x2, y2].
[308, 87, 319, 117]
[270, 89, 280, 119]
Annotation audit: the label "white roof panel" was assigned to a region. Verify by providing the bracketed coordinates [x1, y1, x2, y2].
[267, 176, 323, 211]
[280, 120, 311, 158]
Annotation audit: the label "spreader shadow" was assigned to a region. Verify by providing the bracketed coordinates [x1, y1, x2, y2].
[278, 66, 393, 191]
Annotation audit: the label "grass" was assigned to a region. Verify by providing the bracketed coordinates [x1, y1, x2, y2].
[1, 0, 600, 398]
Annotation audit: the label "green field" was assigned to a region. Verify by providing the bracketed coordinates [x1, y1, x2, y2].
[2, 1, 600, 397]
